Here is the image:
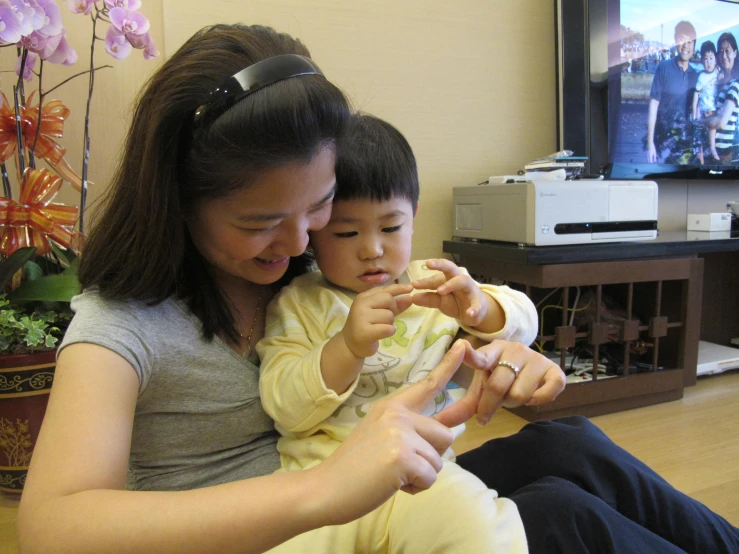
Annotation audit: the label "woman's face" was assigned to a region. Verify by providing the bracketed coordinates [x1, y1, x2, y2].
[188, 146, 336, 287]
[719, 39, 736, 72]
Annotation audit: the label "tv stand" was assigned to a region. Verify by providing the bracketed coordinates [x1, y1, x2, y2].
[444, 231, 739, 421]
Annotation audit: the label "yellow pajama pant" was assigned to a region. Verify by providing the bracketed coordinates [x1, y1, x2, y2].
[267, 460, 528, 554]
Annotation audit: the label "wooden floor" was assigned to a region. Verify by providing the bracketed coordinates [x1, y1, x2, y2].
[1, 371, 738, 552]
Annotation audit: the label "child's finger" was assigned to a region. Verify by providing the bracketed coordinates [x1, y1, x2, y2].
[412, 273, 447, 291]
[369, 324, 400, 342]
[409, 291, 442, 310]
[395, 294, 414, 314]
[371, 294, 413, 317]
[424, 259, 463, 281]
[436, 274, 475, 295]
[465, 295, 486, 320]
[367, 308, 400, 326]
[380, 283, 414, 297]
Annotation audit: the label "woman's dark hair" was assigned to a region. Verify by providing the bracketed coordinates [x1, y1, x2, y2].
[79, 24, 350, 342]
[718, 32, 739, 76]
[719, 32, 738, 54]
[334, 114, 419, 207]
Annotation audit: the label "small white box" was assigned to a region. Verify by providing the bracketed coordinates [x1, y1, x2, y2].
[686, 230, 732, 240]
[697, 341, 739, 376]
[687, 212, 732, 231]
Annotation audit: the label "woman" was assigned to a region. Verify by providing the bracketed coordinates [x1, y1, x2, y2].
[18, 23, 739, 554]
[708, 32, 739, 164]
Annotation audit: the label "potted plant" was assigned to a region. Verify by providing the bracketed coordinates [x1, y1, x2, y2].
[0, 0, 158, 494]
[0, 244, 76, 494]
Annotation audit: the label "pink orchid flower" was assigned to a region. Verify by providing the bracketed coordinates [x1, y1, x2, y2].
[126, 30, 159, 59]
[20, 30, 48, 53]
[9, 0, 36, 36]
[36, 0, 63, 38]
[0, 0, 23, 44]
[24, 0, 47, 32]
[37, 27, 60, 56]
[104, 0, 141, 10]
[66, 0, 94, 15]
[104, 25, 131, 60]
[14, 50, 37, 81]
[109, 6, 148, 36]
[44, 28, 77, 64]
[143, 38, 158, 59]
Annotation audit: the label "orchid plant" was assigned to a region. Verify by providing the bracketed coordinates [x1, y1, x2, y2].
[0, 0, 158, 352]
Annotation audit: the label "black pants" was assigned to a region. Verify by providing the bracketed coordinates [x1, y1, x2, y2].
[456, 416, 739, 554]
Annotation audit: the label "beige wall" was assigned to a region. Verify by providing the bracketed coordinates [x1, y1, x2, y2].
[3, 2, 556, 260]
[163, 0, 557, 259]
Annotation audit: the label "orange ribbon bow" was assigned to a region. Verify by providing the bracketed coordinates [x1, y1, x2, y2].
[0, 91, 83, 192]
[0, 168, 79, 257]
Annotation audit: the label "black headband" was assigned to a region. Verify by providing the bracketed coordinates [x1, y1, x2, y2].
[192, 54, 325, 131]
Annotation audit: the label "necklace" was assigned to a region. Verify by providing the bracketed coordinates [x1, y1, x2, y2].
[238, 288, 264, 358]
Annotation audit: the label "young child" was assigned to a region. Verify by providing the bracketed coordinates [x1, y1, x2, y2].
[257, 114, 538, 553]
[693, 40, 721, 162]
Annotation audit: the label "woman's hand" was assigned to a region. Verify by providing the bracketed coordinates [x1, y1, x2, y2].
[435, 340, 566, 427]
[312, 340, 470, 526]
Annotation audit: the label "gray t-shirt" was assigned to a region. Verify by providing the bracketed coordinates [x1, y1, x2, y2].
[59, 290, 281, 491]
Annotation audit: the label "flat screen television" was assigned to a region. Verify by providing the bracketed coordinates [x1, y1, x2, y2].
[556, 0, 739, 179]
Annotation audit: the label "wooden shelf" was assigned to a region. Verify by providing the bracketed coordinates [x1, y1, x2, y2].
[446, 247, 704, 421]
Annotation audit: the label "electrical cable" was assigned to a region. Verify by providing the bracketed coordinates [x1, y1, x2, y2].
[535, 288, 561, 308]
[569, 286, 580, 326]
[534, 299, 593, 352]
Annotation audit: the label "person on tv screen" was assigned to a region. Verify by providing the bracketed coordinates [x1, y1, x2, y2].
[646, 20, 698, 164]
[706, 32, 739, 164]
[692, 40, 721, 164]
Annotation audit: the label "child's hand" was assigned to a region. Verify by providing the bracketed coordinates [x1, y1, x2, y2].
[342, 283, 414, 358]
[411, 259, 489, 328]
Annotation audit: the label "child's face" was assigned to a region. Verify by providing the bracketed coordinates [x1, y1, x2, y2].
[703, 50, 717, 73]
[310, 196, 415, 293]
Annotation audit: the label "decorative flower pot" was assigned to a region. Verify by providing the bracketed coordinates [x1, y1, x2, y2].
[0, 350, 55, 495]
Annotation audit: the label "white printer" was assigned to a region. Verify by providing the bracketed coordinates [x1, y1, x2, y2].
[452, 180, 658, 246]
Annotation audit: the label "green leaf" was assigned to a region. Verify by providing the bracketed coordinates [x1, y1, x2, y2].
[50, 242, 71, 267]
[0, 247, 38, 291]
[23, 327, 45, 346]
[35, 311, 59, 323]
[53, 244, 78, 264]
[23, 261, 44, 282]
[63, 256, 80, 276]
[9, 273, 80, 304]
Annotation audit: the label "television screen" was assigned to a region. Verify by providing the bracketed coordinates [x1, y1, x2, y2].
[557, 0, 739, 179]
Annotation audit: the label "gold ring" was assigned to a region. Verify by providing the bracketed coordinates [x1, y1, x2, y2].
[497, 360, 521, 377]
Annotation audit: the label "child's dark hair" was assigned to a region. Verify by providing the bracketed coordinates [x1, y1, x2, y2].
[335, 113, 419, 207]
[701, 40, 717, 58]
[79, 24, 350, 342]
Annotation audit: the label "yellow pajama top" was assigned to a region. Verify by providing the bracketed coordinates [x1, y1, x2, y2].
[257, 260, 538, 472]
